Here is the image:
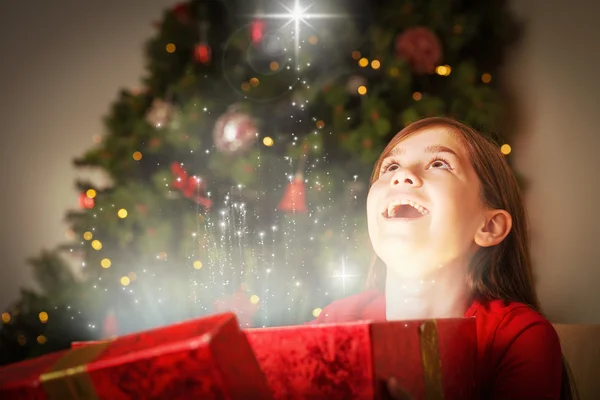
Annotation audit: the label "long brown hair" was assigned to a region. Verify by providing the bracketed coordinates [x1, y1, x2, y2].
[366, 117, 577, 399]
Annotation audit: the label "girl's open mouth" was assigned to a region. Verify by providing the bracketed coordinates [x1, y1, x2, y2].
[382, 199, 429, 219]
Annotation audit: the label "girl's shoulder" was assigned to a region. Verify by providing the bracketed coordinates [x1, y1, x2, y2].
[309, 289, 386, 324]
[466, 299, 563, 398]
[466, 298, 556, 335]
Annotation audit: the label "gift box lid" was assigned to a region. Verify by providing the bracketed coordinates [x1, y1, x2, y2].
[0, 312, 273, 400]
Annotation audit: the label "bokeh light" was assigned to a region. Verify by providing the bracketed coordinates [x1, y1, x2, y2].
[166, 43, 176, 53]
[413, 92, 422, 101]
[117, 208, 128, 219]
[250, 295, 260, 304]
[132, 151, 142, 161]
[371, 60, 381, 70]
[83, 231, 93, 241]
[357, 85, 367, 95]
[37, 335, 47, 344]
[101, 258, 112, 268]
[120, 276, 131, 286]
[86, 189, 96, 199]
[1, 312, 10, 323]
[39, 311, 48, 323]
[500, 144, 512, 155]
[312, 308, 322, 317]
[482, 73, 492, 83]
[358, 57, 369, 67]
[262, 137, 274, 147]
[435, 65, 451, 76]
[193, 261, 203, 270]
[91, 240, 102, 250]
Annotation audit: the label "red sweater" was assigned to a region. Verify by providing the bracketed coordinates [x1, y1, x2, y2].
[311, 290, 563, 399]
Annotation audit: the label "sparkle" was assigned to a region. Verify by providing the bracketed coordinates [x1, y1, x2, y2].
[331, 258, 359, 293]
[251, 1, 342, 69]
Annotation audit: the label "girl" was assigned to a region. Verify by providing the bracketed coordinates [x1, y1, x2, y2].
[311, 117, 576, 399]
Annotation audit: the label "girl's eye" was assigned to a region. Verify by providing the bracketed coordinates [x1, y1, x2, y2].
[428, 157, 452, 170]
[385, 163, 400, 172]
[380, 160, 400, 174]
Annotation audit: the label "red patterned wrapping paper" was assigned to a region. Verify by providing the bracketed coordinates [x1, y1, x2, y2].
[245, 317, 477, 400]
[0, 313, 273, 400]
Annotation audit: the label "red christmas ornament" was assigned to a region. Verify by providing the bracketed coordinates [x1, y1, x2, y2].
[278, 172, 307, 213]
[102, 309, 118, 339]
[194, 43, 212, 64]
[250, 19, 265, 44]
[172, 2, 192, 24]
[213, 108, 258, 154]
[279, 142, 309, 213]
[395, 26, 442, 75]
[78, 192, 95, 209]
[213, 286, 259, 328]
[170, 162, 213, 209]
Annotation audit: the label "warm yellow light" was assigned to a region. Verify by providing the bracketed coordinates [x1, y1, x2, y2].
[262, 137, 274, 147]
[308, 35, 318, 45]
[193, 261, 203, 270]
[166, 43, 176, 53]
[270, 61, 279, 71]
[91, 240, 102, 250]
[83, 231, 93, 241]
[371, 60, 381, 70]
[358, 57, 369, 67]
[101, 258, 112, 268]
[117, 208, 128, 219]
[120, 276, 131, 286]
[500, 144, 512, 155]
[413, 92, 422, 101]
[86, 189, 96, 199]
[249, 77, 260, 87]
[132, 151, 142, 161]
[241, 82, 251, 91]
[37, 335, 47, 344]
[482, 73, 492, 83]
[435, 65, 451, 76]
[17, 335, 26, 346]
[357, 85, 367, 95]
[39, 311, 48, 323]
[250, 295, 260, 305]
[316, 120, 325, 129]
[1, 312, 10, 323]
[312, 308, 322, 317]
[351, 51, 361, 60]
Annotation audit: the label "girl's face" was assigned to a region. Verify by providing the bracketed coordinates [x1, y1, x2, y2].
[367, 126, 486, 278]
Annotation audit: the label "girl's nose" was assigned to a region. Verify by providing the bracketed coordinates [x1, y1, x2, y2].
[391, 168, 422, 187]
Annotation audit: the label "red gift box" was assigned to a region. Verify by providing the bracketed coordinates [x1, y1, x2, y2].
[0, 313, 272, 400]
[245, 318, 477, 400]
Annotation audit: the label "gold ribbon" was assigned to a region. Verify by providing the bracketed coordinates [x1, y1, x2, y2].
[419, 320, 444, 400]
[40, 341, 111, 399]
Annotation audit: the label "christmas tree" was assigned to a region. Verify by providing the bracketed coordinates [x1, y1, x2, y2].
[1, 0, 520, 363]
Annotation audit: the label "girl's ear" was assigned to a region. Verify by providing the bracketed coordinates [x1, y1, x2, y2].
[474, 209, 512, 247]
